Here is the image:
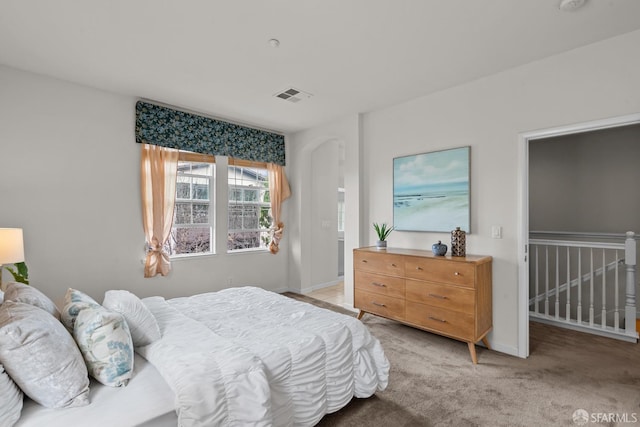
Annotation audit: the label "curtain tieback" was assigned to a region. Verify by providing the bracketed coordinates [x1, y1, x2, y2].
[269, 222, 285, 254]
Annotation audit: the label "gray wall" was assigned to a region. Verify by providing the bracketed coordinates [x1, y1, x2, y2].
[529, 124, 640, 234]
[0, 65, 289, 305]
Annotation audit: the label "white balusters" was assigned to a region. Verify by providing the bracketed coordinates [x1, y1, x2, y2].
[577, 247, 582, 323]
[545, 246, 549, 317]
[614, 250, 619, 331]
[601, 250, 607, 329]
[555, 246, 560, 320]
[535, 245, 539, 314]
[566, 246, 571, 322]
[624, 231, 636, 337]
[528, 231, 637, 342]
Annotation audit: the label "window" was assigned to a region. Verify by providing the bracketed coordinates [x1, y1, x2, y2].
[168, 152, 215, 256]
[228, 160, 272, 251]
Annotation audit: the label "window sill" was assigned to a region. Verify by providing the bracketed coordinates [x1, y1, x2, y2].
[169, 252, 216, 261]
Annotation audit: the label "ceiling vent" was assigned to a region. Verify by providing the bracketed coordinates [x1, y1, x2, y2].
[274, 87, 313, 103]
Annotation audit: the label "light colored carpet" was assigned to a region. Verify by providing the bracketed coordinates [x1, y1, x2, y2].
[284, 293, 640, 427]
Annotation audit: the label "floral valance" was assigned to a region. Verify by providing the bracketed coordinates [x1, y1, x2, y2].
[135, 101, 286, 166]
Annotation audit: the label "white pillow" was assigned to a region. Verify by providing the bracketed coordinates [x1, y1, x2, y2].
[74, 306, 134, 387]
[103, 290, 161, 347]
[0, 364, 22, 427]
[61, 288, 101, 331]
[0, 301, 90, 408]
[3, 282, 60, 320]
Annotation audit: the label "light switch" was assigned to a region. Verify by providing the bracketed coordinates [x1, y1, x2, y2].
[491, 225, 502, 239]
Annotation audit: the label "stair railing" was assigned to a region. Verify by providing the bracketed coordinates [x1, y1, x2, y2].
[529, 231, 637, 342]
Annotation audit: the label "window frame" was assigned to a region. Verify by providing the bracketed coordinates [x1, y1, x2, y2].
[227, 158, 272, 253]
[169, 151, 216, 258]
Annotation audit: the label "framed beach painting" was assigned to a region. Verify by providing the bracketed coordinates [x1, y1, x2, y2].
[393, 146, 470, 232]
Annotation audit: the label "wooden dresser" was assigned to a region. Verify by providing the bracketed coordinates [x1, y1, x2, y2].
[354, 247, 492, 364]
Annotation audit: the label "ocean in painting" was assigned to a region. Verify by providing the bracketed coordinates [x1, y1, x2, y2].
[393, 180, 469, 232]
[393, 147, 470, 232]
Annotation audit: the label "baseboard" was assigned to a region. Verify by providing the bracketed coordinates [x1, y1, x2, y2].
[340, 302, 358, 313]
[301, 278, 344, 295]
[487, 341, 521, 358]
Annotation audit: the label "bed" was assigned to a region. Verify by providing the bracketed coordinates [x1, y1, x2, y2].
[2, 285, 389, 427]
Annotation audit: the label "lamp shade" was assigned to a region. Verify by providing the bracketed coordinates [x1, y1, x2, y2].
[0, 228, 25, 264]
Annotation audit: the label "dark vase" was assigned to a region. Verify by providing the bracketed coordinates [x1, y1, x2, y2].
[432, 240, 447, 256]
[451, 227, 466, 257]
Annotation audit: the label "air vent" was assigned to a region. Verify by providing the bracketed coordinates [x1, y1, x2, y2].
[274, 87, 313, 103]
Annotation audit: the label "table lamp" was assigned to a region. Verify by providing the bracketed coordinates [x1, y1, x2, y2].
[0, 228, 25, 291]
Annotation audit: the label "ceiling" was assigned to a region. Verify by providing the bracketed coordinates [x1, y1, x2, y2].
[1, 0, 640, 134]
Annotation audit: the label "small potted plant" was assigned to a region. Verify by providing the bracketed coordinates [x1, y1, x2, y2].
[373, 222, 394, 249]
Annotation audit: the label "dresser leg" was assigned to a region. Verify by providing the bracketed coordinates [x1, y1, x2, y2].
[467, 342, 478, 364]
[481, 337, 491, 350]
[357, 310, 365, 320]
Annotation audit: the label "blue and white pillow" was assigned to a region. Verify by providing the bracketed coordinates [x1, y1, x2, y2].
[61, 288, 100, 331]
[74, 306, 134, 387]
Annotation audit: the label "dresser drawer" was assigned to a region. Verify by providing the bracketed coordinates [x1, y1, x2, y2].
[405, 301, 474, 341]
[355, 290, 405, 322]
[405, 279, 474, 314]
[355, 271, 405, 299]
[405, 258, 475, 288]
[354, 251, 405, 276]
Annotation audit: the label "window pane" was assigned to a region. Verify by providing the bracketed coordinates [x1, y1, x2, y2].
[193, 177, 209, 200]
[171, 158, 214, 256]
[175, 203, 191, 224]
[228, 164, 270, 252]
[227, 231, 261, 251]
[176, 180, 191, 199]
[244, 189, 258, 202]
[193, 203, 209, 224]
[171, 227, 211, 254]
[189, 163, 212, 176]
[259, 207, 272, 229]
[229, 188, 242, 202]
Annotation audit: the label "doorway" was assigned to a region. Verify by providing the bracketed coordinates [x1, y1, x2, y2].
[518, 113, 640, 358]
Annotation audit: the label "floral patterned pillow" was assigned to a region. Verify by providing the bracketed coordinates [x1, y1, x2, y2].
[61, 288, 100, 331]
[73, 306, 134, 387]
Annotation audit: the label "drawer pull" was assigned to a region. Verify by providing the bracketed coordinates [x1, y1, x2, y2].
[428, 293, 448, 300]
[416, 267, 423, 271]
[371, 282, 387, 287]
[391, 263, 397, 267]
[372, 301, 386, 307]
[361, 259, 368, 263]
[454, 272, 460, 276]
[428, 316, 447, 323]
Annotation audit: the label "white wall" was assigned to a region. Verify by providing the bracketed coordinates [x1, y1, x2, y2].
[310, 140, 339, 286]
[0, 65, 289, 305]
[294, 29, 640, 356]
[288, 115, 362, 302]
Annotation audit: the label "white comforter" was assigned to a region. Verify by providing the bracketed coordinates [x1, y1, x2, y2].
[137, 286, 389, 427]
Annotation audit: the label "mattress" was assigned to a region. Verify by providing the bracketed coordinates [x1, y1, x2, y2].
[17, 354, 176, 427]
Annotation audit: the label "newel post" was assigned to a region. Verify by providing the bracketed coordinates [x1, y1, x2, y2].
[624, 231, 637, 336]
